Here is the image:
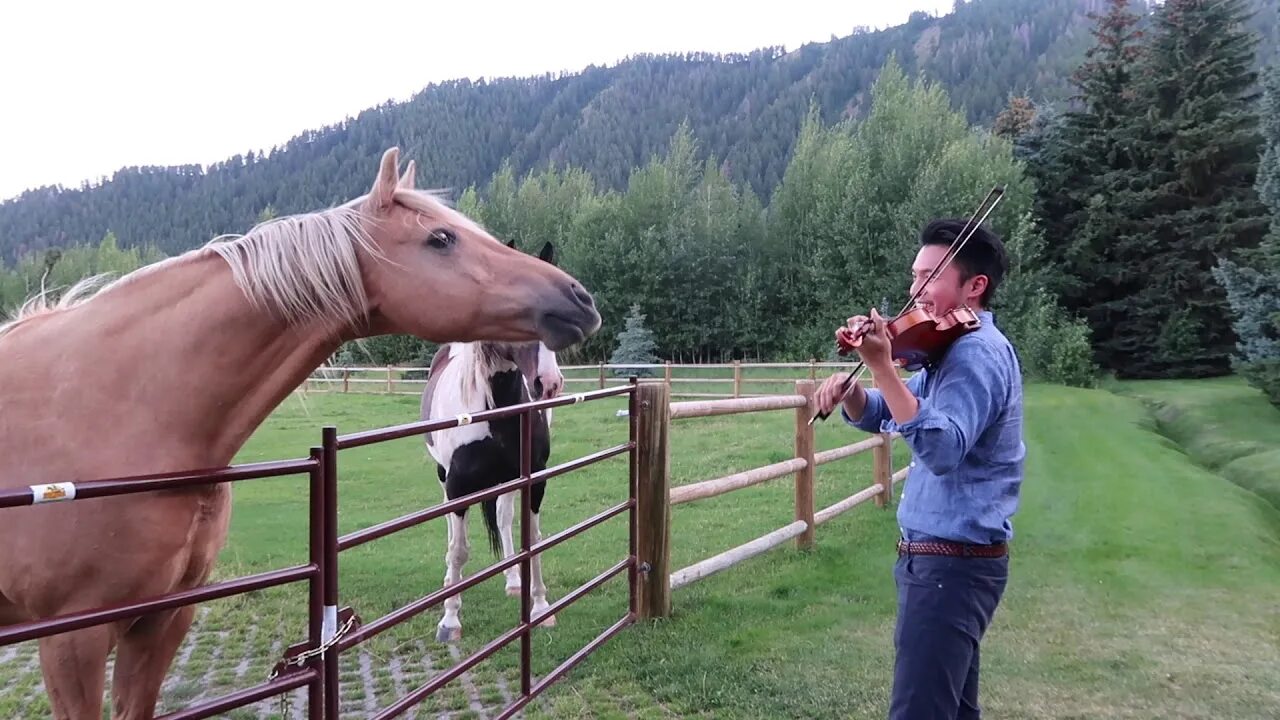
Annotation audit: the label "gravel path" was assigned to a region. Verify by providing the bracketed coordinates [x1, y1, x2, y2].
[0, 607, 532, 719]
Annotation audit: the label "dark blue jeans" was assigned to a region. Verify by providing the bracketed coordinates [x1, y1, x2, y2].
[890, 551, 1009, 719]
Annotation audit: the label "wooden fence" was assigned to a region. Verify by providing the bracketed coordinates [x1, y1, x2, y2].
[631, 378, 910, 614]
[294, 365, 909, 612]
[296, 365, 912, 615]
[300, 361, 894, 399]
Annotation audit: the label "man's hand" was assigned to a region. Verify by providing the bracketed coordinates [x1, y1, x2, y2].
[817, 371, 866, 421]
[851, 309, 894, 372]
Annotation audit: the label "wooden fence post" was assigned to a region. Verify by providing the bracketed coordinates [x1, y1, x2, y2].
[794, 380, 816, 549]
[598, 362, 605, 389]
[664, 362, 672, 395]
[733, 360, 742, 398]
[342, 368, 350, 393]
[635, 381, 671, 619]
[386, 365, 393, 394]
[874, 432, 893, 508]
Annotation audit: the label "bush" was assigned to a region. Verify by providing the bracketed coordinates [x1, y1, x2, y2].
[1000, 289, 1099, 388]
[1240, 358, 1280, 405]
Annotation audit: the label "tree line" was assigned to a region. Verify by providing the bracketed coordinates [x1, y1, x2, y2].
[2, 0, 1278, 404]
[0, 57, 1100, 390]
[3, 0, 1276, 264]
[1015, 0, 1278, 400]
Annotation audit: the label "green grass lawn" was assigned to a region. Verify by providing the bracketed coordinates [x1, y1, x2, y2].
[1109, 375, 1280, 513]
[2, 377, 1277, 719]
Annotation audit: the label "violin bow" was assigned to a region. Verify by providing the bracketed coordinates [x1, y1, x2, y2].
[808, 184, 1005, 426]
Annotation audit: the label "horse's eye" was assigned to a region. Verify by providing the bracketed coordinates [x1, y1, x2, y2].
[427, 228, 456, 249]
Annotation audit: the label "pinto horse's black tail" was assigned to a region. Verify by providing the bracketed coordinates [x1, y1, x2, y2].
[481, 497, 502, 556]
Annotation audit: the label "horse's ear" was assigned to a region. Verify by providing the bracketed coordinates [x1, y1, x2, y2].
[506, 239, 516, 249]
[397, 159, 416, 190]
[369, 147, 400, 212]
[538, 241, 555, 264]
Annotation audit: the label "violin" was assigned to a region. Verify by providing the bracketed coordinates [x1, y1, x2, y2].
[809, 185, 1005, 425]
[835, 304, 984, 369]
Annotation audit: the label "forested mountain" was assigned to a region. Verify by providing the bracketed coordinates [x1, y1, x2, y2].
[3, 0, 1276, 263]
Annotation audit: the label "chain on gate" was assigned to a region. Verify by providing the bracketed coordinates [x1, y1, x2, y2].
[268, 613, 355, 720]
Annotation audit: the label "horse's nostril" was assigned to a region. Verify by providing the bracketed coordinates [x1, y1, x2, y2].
[571, 284, 593, 308]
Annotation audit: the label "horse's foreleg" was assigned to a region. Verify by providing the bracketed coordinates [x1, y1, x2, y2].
[109, 605, 195, 720]
[436, 511, 469, 643]
[497, 492, 521, 596]
[37, 623, 114, 720]
[529, 511, 556, 628]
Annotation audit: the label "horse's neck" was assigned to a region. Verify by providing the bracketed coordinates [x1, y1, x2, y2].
[27, 254, 343, 467]
[450, 342, 519, 409]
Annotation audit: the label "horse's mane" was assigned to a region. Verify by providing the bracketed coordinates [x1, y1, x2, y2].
[449, 342, 510, 411]
[0, 187, 457, 340]
[205, 203, 378, 331]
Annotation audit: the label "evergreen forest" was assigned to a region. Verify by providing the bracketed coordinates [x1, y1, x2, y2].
[2, 0, 1278, 403]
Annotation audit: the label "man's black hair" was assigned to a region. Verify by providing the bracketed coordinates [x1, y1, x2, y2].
[918, 218, 1008, 307]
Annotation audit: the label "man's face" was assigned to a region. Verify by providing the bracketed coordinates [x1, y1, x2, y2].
[910, 244, 985, 315]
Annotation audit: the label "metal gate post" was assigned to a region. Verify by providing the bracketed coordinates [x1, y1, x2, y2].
[322, 426, 341, 720]
[308, 446, 326, 718]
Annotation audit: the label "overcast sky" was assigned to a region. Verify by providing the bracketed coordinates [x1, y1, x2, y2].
[0, 0, 953, 200]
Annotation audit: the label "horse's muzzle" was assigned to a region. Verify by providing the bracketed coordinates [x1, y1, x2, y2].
[537, 283, 600, 351]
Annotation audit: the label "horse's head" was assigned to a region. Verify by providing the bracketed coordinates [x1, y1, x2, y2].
[352, 148, 600, 351]
[498, 337, 562, 401]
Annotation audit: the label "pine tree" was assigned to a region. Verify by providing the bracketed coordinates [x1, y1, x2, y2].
[1028, 0, 1145, 319]
[1213, 64, 1280, 403]
[609, 304, 659, 376]
[993, 95, 1036, 140]
[1110, 0, 1270, 378]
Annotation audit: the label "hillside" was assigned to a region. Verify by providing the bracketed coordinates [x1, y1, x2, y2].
[3, 0, 1275, 263]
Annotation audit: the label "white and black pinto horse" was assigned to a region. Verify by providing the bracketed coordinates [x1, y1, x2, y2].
[421, 241, 566, 643]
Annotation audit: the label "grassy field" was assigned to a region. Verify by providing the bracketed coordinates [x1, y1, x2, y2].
[1, 377, 1278, 719]
[1110, 376, 1280, 512]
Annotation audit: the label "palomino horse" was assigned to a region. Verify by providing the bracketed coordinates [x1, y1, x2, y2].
[0, 147, 600, 720]
[420, 240, 566, 643]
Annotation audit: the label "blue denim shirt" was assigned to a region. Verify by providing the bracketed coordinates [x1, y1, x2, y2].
[842, 310, 1025, 544]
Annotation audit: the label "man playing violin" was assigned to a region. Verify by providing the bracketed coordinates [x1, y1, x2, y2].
[816, 218, 1025, 720]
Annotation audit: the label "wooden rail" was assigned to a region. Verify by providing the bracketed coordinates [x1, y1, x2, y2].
[669, 394, 807, 420]
[670, 521, 809, 590]
[670, 458, 807, 505]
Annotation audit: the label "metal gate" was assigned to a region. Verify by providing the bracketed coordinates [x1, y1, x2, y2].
[0, 380, 641, 719]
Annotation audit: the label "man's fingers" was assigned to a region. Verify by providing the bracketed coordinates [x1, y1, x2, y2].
[817, 373, 846, 413]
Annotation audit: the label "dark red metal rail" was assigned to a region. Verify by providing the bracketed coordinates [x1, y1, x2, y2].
[0, 380, 640, 719]
[0, 456, 326, 720]
[326, 382, 640, 719]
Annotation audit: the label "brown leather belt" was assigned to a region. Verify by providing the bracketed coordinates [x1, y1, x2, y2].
[897, 539, 1007, 558]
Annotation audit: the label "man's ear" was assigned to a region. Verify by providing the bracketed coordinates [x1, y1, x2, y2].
[967, 274, 989, 302]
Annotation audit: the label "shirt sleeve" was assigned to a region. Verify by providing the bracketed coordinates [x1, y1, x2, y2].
[841, 370, 926, 433]
[885, 340, 1008, 475]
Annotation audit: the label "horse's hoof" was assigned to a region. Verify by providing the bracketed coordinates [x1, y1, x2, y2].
[533, 610, 557, 628]
[436, 624, 462, 643]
